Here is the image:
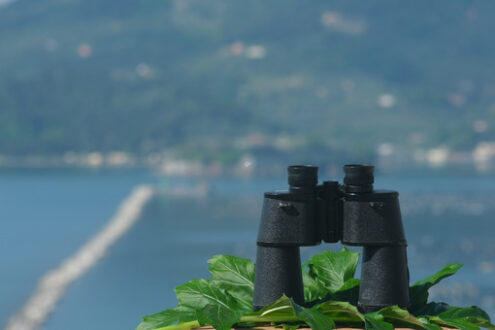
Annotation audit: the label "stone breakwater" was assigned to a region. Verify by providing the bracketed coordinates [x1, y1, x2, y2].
[6, 185, 154, 330]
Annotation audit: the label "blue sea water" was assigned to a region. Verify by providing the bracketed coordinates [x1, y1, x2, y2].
[0, 169, 156, 328]
[1, 169, 495, 329]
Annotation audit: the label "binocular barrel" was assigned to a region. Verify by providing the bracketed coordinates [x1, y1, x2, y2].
[253, 164, 410, 313]
[359, 245, 409, 312]
[253, 246, 304, 309]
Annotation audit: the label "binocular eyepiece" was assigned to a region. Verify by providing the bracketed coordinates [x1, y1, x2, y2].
[253, 164, 409, 313]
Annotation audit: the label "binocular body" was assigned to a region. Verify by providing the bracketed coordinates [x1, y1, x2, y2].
[253, 165, 409, 313]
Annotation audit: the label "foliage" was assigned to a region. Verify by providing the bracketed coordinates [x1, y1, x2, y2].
[137, 249, 494, 329]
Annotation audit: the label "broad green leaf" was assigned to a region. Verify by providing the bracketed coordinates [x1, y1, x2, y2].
[428, 315, 480, 330]
[242, 295, 299, 323]
[377, 305, 425, 329]
[416, 301, 494, 329]
[330, 278, 360, 305]
[208, 255, 255, 310]
[319, 300, 365, 325]
[365, 312, 394, 330]
[155, 320, 200, 330]
[308, 249, 360, 293]
[461, 316, 495, 330]
[196, 303, 242, 330]
[257, 295, 294, 318]
[290, 299, 335, 330]
[409, 263, 463, 313]
[281, 324, 304, 330]
[437, 305, 491, 321]
[175, 279, 244, 330]
[140, 255, 493, 330]
[302, 262, 328, 302]
[437, 306, 495, 329]
[418, 317, 443, 330]
[414, 302, 452, 316]
[423, 315, 456, 328]
[136, 306, 196, 330]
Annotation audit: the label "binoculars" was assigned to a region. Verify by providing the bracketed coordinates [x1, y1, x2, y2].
[253, 164, 409, 313]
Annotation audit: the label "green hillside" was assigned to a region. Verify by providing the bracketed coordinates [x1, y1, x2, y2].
[1, 0, 494, 161]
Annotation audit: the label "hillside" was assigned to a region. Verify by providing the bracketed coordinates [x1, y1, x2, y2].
[1, 0, 494, 164]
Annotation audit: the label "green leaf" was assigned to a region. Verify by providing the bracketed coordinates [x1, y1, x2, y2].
[155, 320, 200, 330]
[329, 278, 360, 305]
[460, 316, 495, 330]
[141, 255, 490, 330]
[175, 279, 244, 330]
[281, 324, 304, 330]
[242, 295, 299, 323]
[416, 301, 494, 329]
[308, 248, 360, 293]
[377, 306, 425, 329]
[437, 306, 495, 330]
[196, 304, 242, 330]
[437, 305, 491, 320]
[319, 300, 365, 325]
[418, 317, 444, 330]
[302, 262, 328, 302]
[428, 315, 480, 330]
[257, 295, 294, 318]
[364, 312, 394, 330]
[409, 263, 463, 313]
[136, 306, 196, 330]
[414, 302, 452, 316]
[208, 255, 255, 311]
[290, 299, 335, 330]
[244, 295, 337, 329]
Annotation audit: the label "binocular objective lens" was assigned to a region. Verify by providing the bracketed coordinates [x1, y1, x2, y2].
[287, 165, 318, 187]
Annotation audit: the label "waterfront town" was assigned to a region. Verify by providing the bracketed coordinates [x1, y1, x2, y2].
[2, 134, 495, 175]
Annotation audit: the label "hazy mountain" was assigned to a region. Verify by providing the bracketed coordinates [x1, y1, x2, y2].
[1, 0, 494, 158]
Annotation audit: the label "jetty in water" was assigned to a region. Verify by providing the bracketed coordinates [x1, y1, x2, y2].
[6, 185, 154, 330]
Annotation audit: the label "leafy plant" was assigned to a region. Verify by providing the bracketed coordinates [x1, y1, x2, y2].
[137, 249, 494, 330]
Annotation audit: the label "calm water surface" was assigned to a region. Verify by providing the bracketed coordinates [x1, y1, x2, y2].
[1, 170, 494, 329]
[0, 169, 155, 328]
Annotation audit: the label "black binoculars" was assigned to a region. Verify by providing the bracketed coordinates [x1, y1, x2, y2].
[253, 164, 409, 313]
